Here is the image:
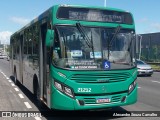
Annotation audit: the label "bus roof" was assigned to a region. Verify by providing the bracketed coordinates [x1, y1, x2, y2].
[11, 4, 132, 37]
[56, 4, 130, 13]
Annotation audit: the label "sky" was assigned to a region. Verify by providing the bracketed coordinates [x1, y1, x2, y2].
[0, 0, 160, 44]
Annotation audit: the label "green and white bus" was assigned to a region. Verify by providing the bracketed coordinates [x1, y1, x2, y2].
[10, 4, 138, 110]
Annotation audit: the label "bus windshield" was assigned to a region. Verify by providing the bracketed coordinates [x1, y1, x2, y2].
[52, 25, 135, 70]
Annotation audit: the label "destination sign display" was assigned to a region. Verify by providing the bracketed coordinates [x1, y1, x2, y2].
[57, 7, 133, 24]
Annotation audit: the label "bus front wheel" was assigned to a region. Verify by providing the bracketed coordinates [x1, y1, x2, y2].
[34, 80, 43, 108]
[14, 70, 18, 85]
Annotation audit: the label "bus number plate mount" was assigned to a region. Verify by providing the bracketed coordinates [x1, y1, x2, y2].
[96, 98, 111, 103]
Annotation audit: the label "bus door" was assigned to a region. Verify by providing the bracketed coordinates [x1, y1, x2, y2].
[19, 34, 24, 84]
[40, 22, 50, 102]
[10, 39, 14, 75]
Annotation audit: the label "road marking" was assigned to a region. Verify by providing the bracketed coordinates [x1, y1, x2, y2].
[24, 102, 32, 109]
[10, 90, 13, 93]
[2, 73, 5, 76]
[0, 71, 10, 80]
[34, 117, 42, 120]
[138, 86, 141, 88]
[152, 81, 160, 84]
[14, 88, 19, 91]
[11, 83, 15, 86]
[8, 80, 12, 82]
[18, 94, 24, 98]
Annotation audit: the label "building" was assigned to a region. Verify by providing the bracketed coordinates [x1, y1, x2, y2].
[140, 32, 160, 62]
[0, 42, 9, 55]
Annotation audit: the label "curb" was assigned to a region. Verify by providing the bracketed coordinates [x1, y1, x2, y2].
[153, 70, 160, 72]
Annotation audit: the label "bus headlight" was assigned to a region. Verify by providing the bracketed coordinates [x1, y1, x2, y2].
[54, 81, 74, 98]
[128, 80, 137, 94]
[64, 86, 74, 98]
[54, 81, 63, 92]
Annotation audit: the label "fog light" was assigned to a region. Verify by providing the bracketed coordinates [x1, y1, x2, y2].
[121, 96, 126, 102]
[79, 100, 85, 106]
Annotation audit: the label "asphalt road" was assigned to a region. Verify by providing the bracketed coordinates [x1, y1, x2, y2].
[0, 59, 159, 120]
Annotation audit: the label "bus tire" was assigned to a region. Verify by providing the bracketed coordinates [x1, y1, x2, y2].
[14, 68, 18, 85]
[33, 78, 43, 108]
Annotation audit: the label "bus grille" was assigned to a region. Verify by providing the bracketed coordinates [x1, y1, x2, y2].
[111, 95, 122, 102]
[70, 73, 131, 83]
[83, 95, 122, 105]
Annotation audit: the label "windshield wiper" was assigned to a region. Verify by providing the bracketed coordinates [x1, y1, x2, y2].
[76, 22, 95, 59]
[127, 33, 135, 63]
[76, 23, 93, 48]
[107, 25, 121, 60]
[62, 32, 67, 58]
[109, 25, 121, 47]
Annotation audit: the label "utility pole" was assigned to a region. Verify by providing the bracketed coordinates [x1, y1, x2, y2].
[104, 0, 107, 7]
[138, 35, 142, 60]
[3, 44, 5, 54]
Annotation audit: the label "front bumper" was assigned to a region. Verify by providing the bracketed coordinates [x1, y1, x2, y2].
[138, 69, 153, 75]
[51, 85, 137, 110]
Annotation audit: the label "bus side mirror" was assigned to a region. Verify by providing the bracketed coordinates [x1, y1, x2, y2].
[46, 29, 54, 47]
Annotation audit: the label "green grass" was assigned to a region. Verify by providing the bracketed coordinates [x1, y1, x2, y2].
[150, 64, 160, 71]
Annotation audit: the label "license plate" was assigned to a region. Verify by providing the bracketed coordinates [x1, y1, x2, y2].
[96, 98, 111, 103]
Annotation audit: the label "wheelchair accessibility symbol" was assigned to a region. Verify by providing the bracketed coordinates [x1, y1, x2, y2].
[103, 60, 110, 69]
